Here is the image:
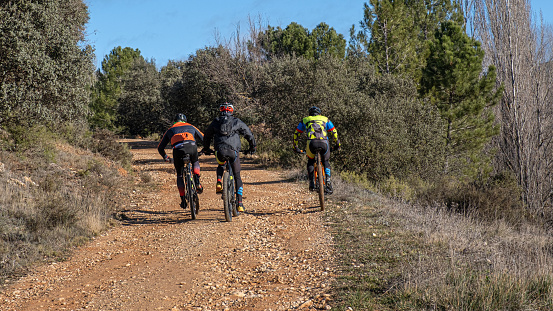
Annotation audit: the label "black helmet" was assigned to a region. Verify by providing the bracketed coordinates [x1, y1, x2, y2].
[175, 113, 187, 123]
[309, 106, 321, 116]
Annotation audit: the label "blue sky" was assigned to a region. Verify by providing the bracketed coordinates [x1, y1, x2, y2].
[85, 0, 553, 69]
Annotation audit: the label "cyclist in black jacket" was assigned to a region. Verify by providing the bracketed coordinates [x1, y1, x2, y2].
[201, 103, 256, 212]
[158, 113, 204, 209]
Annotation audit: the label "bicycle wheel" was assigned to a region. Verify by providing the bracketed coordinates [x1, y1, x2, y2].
[193, 192, 200, 215]
[229, 174, 239, 217]
[222, 171, 232, 222]
[316, 153, 325, 211]
[186, 170, 197, 220]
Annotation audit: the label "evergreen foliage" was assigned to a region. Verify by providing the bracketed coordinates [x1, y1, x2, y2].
[118, 58, 164, 136]
[359, 0, 421, 77]
[161, 46, 236, 129]
[0, 0, 94, 129]
[90, 46, 143, 130]
[311, 23, 346, 59]
[420, 20, 501, 176]
[353, 0, 463, 81]
[260, 22, 346, 60]
[257, 55, 444, 180]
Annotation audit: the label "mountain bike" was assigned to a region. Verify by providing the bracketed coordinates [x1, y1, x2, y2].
[203, 149, 250, 222]
[298, 149, 325, 211]
[173, 154, 200, 220]
[313, 150, 326, 211]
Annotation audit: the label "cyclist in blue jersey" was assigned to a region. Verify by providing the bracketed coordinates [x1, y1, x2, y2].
[293, 106, 341, 194]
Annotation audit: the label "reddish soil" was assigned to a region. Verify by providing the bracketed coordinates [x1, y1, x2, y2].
[0, 139, 336, 310]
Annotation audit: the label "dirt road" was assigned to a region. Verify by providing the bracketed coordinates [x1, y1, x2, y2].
[0, 139, 336, 310]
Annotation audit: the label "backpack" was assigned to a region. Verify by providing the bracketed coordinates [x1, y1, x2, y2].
[306, 119, 327, 140]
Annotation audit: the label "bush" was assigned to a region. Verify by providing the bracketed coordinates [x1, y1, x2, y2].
[0, 134, 130, 283]
[90, 129, 132, 170]
[417, 172, 527, 225]
[378, 175, 416, 201]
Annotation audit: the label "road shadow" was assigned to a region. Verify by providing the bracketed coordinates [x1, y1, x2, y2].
[304, 206, 324, 213]
[244, 177, 297, 186]
[118, 205, 230, 225]
[118, 209, 190, 225]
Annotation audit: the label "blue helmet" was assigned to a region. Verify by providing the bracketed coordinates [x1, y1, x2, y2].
[309, 106, 321, 116]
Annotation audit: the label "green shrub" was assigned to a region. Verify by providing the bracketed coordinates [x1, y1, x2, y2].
[339, 171, 377, 192]
[90, 129, 132, 170]
[3, 124, 57, 161]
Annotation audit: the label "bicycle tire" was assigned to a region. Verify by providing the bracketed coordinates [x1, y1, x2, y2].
[193, 192, 200, 215]
[229, 173, 239, 217]
[223, 171, 232, 222]
[186, 170, 197, 220]
[316, 153, 325, 211]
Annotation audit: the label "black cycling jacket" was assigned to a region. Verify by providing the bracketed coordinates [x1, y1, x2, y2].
[157, 122, 204, 159]
[203, 114, 256, 152]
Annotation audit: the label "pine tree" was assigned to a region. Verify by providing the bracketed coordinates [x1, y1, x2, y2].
[259, 22, 346, 60]
[360, 0, 421, 78]
[352, 0, 463, 81]
[420, 20, 502, 176]
[90, 46, 143, 130]
[311, 22, 346, 59]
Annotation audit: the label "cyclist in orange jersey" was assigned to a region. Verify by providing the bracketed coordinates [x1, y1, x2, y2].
[158, 113, 204, 209]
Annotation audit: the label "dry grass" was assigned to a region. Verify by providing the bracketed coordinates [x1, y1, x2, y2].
[324, 175, 553, 310]
[0, 133, 132, 287]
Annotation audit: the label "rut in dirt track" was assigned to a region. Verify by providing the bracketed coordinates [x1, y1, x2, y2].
[0, 139, 337, 311]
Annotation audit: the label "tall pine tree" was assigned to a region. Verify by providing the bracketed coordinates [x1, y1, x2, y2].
[90, 46, 143, 130]
[361, 0, 420, 78]
[420, 20, 502, 176]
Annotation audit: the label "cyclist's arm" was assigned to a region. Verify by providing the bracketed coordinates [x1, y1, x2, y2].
[193, 125, 204, 145]
[236, 119, 256, 148]
[293, 121, 305, 148]
[157, 129, 172, 158]
[326, 120, 340, 146]
[202, 122, 214, 149]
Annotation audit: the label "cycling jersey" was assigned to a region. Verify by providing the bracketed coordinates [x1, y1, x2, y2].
[203, 115, 256, 152]
[293, 115, 339, 148]
[158, 122, 204, 159]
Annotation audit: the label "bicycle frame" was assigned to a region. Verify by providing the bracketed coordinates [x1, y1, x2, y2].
[221, 157, 238, 222]
[181, 154, 199, 220]
[313, 151, 325, 211]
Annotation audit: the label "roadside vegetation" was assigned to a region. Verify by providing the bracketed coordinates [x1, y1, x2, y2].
[326, 176, 553, 310]
[2, 0, 553, 309]
[0, 126, 133, 284]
